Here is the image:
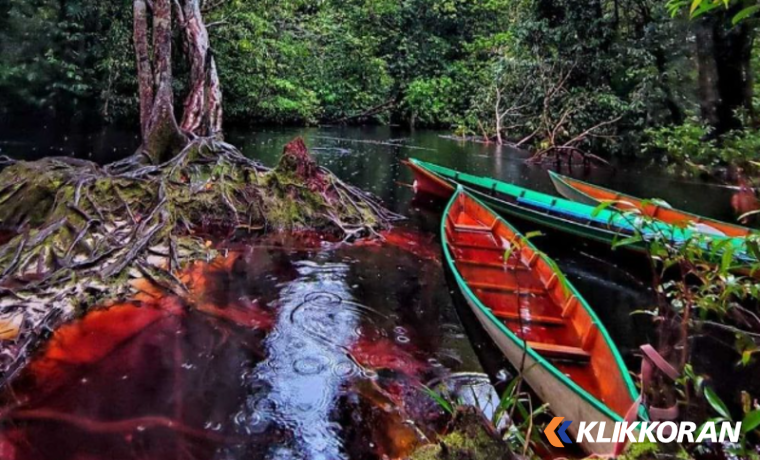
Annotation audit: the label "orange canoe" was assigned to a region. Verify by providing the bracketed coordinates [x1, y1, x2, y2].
[442, 186, 643, 455]
[549, 171, 754, 238]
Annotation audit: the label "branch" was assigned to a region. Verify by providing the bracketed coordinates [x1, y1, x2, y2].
[206, 20, 227, 29]
[333, 98, 396, 124]
[201, 0, 226, 13]
[702, 320, 760, 339]
[561, 115, 623, 148]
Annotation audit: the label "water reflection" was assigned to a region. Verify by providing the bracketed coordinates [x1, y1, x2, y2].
[0, 230, 476, 459]
[245, 260, 357, 459]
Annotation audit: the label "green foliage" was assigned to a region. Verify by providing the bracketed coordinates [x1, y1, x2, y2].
[666, 0, 760, 24]
[596, 198, 760, 365]
[704, 385, 732, 419]
[0, 0, 135, 120]
[0, 0, 513, 126]
[645, 117, 760, 178]
[601, 201, 760, 456]
[457, 0, 693, 157]
[403, 77, 457, 127]
[421, 384, 456, 415]
[0, 0, 753, 168]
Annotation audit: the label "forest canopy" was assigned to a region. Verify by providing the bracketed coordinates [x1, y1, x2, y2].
[1, 0, 758, 167]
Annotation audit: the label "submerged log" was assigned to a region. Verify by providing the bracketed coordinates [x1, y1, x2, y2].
[0, 137, 401, 382]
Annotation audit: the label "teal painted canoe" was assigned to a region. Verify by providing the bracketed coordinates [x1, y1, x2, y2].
[406, 158, 755, 266]
[548, 171, 755, 239]
[442, 186, 644, 455]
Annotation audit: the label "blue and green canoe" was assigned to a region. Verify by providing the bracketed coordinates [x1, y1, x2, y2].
[405, 158, 756, 267]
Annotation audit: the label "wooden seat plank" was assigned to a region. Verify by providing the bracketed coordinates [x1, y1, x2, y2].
[450, 242, 504, 251]
[453, 223, 492, 233]
[470, 282, 545, 295]
[493, 311, 565, 326]
[526, 341, 590, 361]
[456, 259, 529, 271]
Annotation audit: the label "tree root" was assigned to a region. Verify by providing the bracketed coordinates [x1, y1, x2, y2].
[0, 137, 401, 382]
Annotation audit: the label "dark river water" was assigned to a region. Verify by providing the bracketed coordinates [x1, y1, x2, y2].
[0, 125, 753, 459]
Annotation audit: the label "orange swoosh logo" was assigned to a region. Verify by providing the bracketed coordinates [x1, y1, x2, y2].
[544, 416, 565, 447]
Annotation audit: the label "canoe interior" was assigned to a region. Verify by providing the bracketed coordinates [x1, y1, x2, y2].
[444, 190, 635, 419]
[555, 173, 752, 238]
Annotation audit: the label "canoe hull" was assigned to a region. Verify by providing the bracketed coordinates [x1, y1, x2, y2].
[403, 159, 455, 199]
[442, 188, 641, 456]
[549, 171, 754, 239]
[468, 187, 648, 252]
[549, 172, 600, 207]
[403, 159, 649, 253]
[465, 285, 621, 456]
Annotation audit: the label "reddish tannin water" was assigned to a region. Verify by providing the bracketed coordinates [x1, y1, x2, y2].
[0, 230, 475, 460]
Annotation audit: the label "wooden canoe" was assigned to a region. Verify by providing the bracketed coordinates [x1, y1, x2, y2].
[548, 171, 754, 238]
[442, 187, 643, 455]
[405, 158, 755, 266]
[405, 158, 654, 251]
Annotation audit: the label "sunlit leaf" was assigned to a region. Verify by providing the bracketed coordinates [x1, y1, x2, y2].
[612, 234, 643, 249]
[732, 5, 760, 24]
[720, 244, 735, 273]
[690, 0, 703, 15]
[742, 410, 760, 433]
[591, 200, 616, 218]
[704, 386, 732, 421]
[421, 385, 454, 415]
[524, 231, 544, 240]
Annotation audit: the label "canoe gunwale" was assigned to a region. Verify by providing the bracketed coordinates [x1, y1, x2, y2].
[408, 158, 647, 251]
[440, 186, 645, 426]
[548, 170, 755, 239]
[410, 158, 757, 266]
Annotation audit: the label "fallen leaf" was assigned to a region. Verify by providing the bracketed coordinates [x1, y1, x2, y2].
[0, 312, 23, 341]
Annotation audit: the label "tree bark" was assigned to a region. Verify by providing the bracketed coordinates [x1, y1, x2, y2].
[143, 0, 187, 163]
[179, 0, 222, 137]
[133, 0, 154, 140]
[695, 11, 754, 136]
[652, 47, 685, 125]
[133, 0, 225, 164]
[207, 57, 223, 135]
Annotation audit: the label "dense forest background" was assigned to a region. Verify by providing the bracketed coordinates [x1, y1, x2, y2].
[0, 0, 758, 170]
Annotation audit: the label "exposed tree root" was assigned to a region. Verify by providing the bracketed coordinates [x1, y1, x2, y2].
[0, 136, 401, 382]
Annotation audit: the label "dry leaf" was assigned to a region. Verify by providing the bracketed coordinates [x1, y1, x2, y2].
[0, 312, 23, 340]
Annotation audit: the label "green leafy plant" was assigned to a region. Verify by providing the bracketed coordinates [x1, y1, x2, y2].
[666, 0, 760, 24]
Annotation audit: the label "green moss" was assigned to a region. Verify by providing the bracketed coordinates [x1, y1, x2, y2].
[410, 408, 514, 460]
[617, 441, 660, 460]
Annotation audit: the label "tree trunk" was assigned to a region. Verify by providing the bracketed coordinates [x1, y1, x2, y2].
[179, 0, 222, 137]
[494, 91, 503, 145]
[133, 0, 154, 140]
[653, 48, 685, 125]
[133, 0, 223, 164]
[695, 11, 754, 136]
